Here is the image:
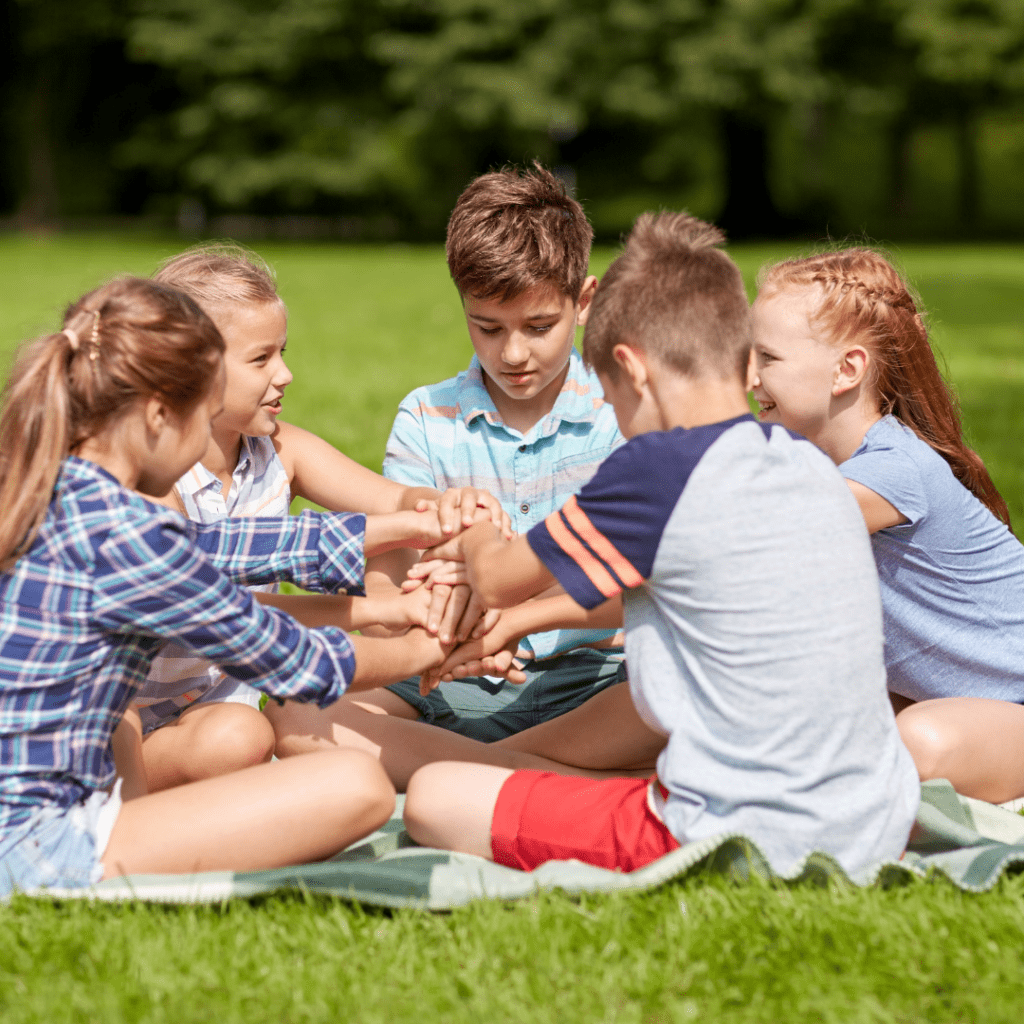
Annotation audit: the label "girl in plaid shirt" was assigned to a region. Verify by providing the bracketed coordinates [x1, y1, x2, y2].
[0, 277, 453, 896]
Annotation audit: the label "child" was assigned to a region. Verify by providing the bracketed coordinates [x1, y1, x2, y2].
[133, 245, 504, 792]
[0, 277, 452, 895]
[750, 247, 1024, 803]
[270, 164, 626, 752]
[402, 214, 920, 879]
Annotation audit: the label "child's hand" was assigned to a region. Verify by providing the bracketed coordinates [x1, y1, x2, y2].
[363, 508, 445, 557]
[432, 612, 526, 685]
[373, 584, 434, 632]
[431, 488, 512, 539]
[401, 558, 467, 591]
[419, 582, 491, 644]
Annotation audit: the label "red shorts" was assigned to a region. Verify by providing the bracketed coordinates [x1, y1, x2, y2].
[490, 770, 681, 873]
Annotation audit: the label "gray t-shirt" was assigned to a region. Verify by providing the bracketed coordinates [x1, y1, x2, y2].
[529, 414, 919, 880]
[841, 414, 1024, 702]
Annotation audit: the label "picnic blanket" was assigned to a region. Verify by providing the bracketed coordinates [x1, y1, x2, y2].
[21, 779, 1024, 908]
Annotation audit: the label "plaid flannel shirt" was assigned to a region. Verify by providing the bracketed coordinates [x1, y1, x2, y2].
[0, 457, 365, 835]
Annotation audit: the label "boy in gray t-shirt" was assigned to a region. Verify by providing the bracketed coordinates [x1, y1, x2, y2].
[403, 213, 919, 880]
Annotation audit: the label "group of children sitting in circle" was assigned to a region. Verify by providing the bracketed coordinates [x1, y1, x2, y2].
[1, 164, 1023, 895]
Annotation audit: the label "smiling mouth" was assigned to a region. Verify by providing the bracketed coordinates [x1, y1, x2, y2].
[756, 399, 776, 416]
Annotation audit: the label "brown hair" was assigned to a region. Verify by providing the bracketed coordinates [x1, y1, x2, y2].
[583, 211, 751, 381]
[0, 277, 225, 570]
[446, 163, 593, 302]
[154, 242, 280, 315]
[759, 248, 1011, 527]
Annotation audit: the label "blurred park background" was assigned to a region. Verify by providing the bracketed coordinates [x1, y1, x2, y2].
[4, 0, 1024, 242]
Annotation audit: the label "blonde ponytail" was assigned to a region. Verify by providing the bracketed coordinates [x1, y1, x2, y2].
[0, 277, 225, 571]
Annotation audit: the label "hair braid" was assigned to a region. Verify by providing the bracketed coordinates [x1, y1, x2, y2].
[759, 249, 1011, 528]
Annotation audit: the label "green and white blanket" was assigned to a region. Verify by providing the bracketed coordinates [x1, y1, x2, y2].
[22, 780, 1024, 908]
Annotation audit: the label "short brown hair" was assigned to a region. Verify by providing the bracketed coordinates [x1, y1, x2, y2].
[154, 242, 280, 314]
[583, 212, 750, 381]
[446, 163, 593, 302]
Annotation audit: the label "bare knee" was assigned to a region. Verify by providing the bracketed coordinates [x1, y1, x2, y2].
[403, 763, 449, 847]
[190, 704, 275, 776]
[321, 749, 396, 834]
[896, 705, 957, 780]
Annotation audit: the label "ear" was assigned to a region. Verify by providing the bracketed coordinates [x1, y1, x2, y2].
[143, 394, 171, 437]
[833, 345, 870, 397]
[611, 343, 649, 396]
[574, 276, 599, 326]
[744, 347, 758, 391]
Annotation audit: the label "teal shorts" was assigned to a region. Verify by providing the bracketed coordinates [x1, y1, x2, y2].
[385, 647, 626, 743]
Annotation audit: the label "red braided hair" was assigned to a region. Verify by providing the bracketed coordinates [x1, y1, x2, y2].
[759, 248, 1011, 528]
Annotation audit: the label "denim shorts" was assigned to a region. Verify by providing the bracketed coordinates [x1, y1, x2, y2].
[385, 647, 626, 742]
[0, 782, 122, 898]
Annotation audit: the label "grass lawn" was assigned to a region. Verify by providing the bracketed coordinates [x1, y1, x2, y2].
[1, 235, 1024, 1023]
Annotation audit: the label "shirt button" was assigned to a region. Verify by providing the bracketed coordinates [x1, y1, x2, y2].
[520, 503, 530, 514]
[518, 445, 527, 452]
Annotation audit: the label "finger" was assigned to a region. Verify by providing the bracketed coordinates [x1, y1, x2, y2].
[436, 490, 460, 536]
[454, 591, 485, 643]
[461, 489, 480, 528]
[426, 583, 452, 635]
[471, 607, 501, 640]
[438, 584, 470, 644]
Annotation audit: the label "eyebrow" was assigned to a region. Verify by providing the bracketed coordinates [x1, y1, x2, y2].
[468, 309, 563, 323]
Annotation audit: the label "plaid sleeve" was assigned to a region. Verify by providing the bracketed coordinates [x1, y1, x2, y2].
[92, 514, 355, 705]
[186, 509, 366, 595]
[382, 392, 439, 487]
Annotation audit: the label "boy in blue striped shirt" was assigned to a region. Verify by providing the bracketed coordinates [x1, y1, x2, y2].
[271, 164, 627, 753]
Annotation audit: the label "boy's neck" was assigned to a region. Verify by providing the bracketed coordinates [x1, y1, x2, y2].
[483, 359, 570, 436]
[201, 426, 245, 495]
[652, 373, 751, 433]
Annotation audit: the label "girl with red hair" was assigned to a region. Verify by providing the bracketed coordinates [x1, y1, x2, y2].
[751, 248, 1024, 805]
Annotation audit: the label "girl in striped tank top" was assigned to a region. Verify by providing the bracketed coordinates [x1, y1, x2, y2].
[131, 245, 508, 793]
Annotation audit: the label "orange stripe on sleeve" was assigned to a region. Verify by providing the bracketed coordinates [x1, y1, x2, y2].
[561, 496, 644, 589]
[543, 510, 622, 600]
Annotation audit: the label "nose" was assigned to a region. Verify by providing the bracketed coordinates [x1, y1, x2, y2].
[272, 354, 293, 389]
[501, 332, 529, 366]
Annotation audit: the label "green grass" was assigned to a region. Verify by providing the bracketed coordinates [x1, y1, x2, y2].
[2, 235, 1024, 1023]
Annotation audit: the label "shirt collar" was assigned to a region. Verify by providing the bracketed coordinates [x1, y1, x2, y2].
[175, 436, 255, 499]
[459, 349, 606, 440]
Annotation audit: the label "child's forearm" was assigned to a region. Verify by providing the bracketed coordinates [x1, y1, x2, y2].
[257, 587, 421, 633]
[347, 631, 446, 691]
[461, 523, 553, 608]
[500, 592, 623, 638]
[364, 510, 442, 557]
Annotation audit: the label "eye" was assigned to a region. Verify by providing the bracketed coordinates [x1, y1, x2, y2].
[477, 326, 501, 336]
[758, 350, 775, 364]
[530, 324, 555, 334]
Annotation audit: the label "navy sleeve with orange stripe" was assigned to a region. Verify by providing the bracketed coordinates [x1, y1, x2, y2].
[527, 421, 741, 608]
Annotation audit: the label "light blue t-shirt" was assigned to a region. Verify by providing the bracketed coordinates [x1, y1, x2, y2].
[383, 348, 624, 660]
[531, 416, 918, 880]
[841, 415, 1024, 703]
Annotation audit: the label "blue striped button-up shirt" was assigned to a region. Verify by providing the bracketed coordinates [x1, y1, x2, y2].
[382, 348, 624, 660]
[0, 456, 365, 834]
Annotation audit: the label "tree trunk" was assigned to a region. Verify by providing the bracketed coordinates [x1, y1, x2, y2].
[717, 110, 785, 239]
[886, 114, 912, 225]
[954, 107, 979, 233]
[15, 60, 60, 230]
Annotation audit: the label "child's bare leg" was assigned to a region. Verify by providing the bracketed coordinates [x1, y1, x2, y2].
[111, 707, 148, 800]
[896, 697, 1024, 803]
[404, 762, 512, 859]
[496, 682, 665, 770]
[141, 702, 275, 792]
[267, 698, 627, 791]
[102, 749, 394, 877]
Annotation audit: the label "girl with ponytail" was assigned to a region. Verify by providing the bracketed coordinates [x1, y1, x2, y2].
[0, 277, 453, 895]
[750, 248, 1024, 804]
